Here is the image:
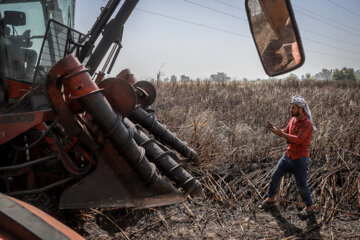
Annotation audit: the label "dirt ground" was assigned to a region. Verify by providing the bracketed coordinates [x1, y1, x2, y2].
[66, 197, 359, 240]
[65, 159, 360, 240]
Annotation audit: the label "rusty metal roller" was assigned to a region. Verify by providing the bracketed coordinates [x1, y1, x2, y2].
[129, 106, 198, 161]
[124, 118, 204, 197]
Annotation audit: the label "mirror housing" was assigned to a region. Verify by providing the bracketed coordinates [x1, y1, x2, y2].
[245, 0, 304, 76]
[3, 11, 26, 26]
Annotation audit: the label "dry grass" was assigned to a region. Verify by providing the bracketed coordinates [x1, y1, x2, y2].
[74, 79, 360, 239]
[152, 79, 360, 215]
[154, 79, 359, 163]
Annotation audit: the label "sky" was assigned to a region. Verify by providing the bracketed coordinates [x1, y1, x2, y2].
[75, 0, 360, 80]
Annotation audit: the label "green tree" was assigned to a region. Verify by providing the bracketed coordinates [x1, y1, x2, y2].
[210, 72, 231, 82]
[355, 69, 360, 81]
[286, 73, 299, 81]
[180, 75, 190, 83]
[315, 68, 332, 80]
[332, 67, 356, 81]
[170, 75, 177, 82]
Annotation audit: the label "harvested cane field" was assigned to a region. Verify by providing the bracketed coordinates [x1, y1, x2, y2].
[69, 79, 360, 239]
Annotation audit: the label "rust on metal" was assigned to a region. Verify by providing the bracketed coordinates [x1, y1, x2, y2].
[5, 79, 31, 99]
[133, 80, 157, 107]
[98, 77, 136, 117]
[0, 193, 84, 240]
[0, 110, 48, 145]
[116, 68, 136, 85]
[46, 55, 187, 209]
[116, 68, 157, 107]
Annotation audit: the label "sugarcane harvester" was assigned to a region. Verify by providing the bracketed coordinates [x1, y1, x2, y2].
[81, 0, 198, 162]
[0, 0, 203, 210]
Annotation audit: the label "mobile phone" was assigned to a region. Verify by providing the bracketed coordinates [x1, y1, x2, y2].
[266, 122, 274, 130]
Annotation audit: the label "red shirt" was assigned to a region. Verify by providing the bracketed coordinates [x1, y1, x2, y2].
[283, 115, 313, 159]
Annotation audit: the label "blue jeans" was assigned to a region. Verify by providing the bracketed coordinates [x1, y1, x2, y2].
[268, 153, 313, 206]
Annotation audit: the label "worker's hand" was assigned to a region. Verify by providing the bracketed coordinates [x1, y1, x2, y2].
[265, 122, 275, 130]
[271, 126, 283, 136]
[266, 122, 282, 135]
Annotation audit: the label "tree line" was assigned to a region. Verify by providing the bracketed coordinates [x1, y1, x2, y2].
[161, 68, 359, 82]
[313, 67, 360, 81]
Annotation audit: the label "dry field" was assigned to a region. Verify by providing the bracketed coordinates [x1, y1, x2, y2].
[69, 79, 360, 239]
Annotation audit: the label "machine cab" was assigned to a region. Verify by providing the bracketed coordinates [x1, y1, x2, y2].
[0, 0, 76, 104]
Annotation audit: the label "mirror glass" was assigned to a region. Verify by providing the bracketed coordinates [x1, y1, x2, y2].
[4, 11, 26, 26]
[246, 0, 304, 76]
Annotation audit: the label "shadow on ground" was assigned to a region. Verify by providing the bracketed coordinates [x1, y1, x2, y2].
[268, 207, 322, 239]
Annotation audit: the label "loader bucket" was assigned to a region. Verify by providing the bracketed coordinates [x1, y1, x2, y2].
[60, 144, 186, 209]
